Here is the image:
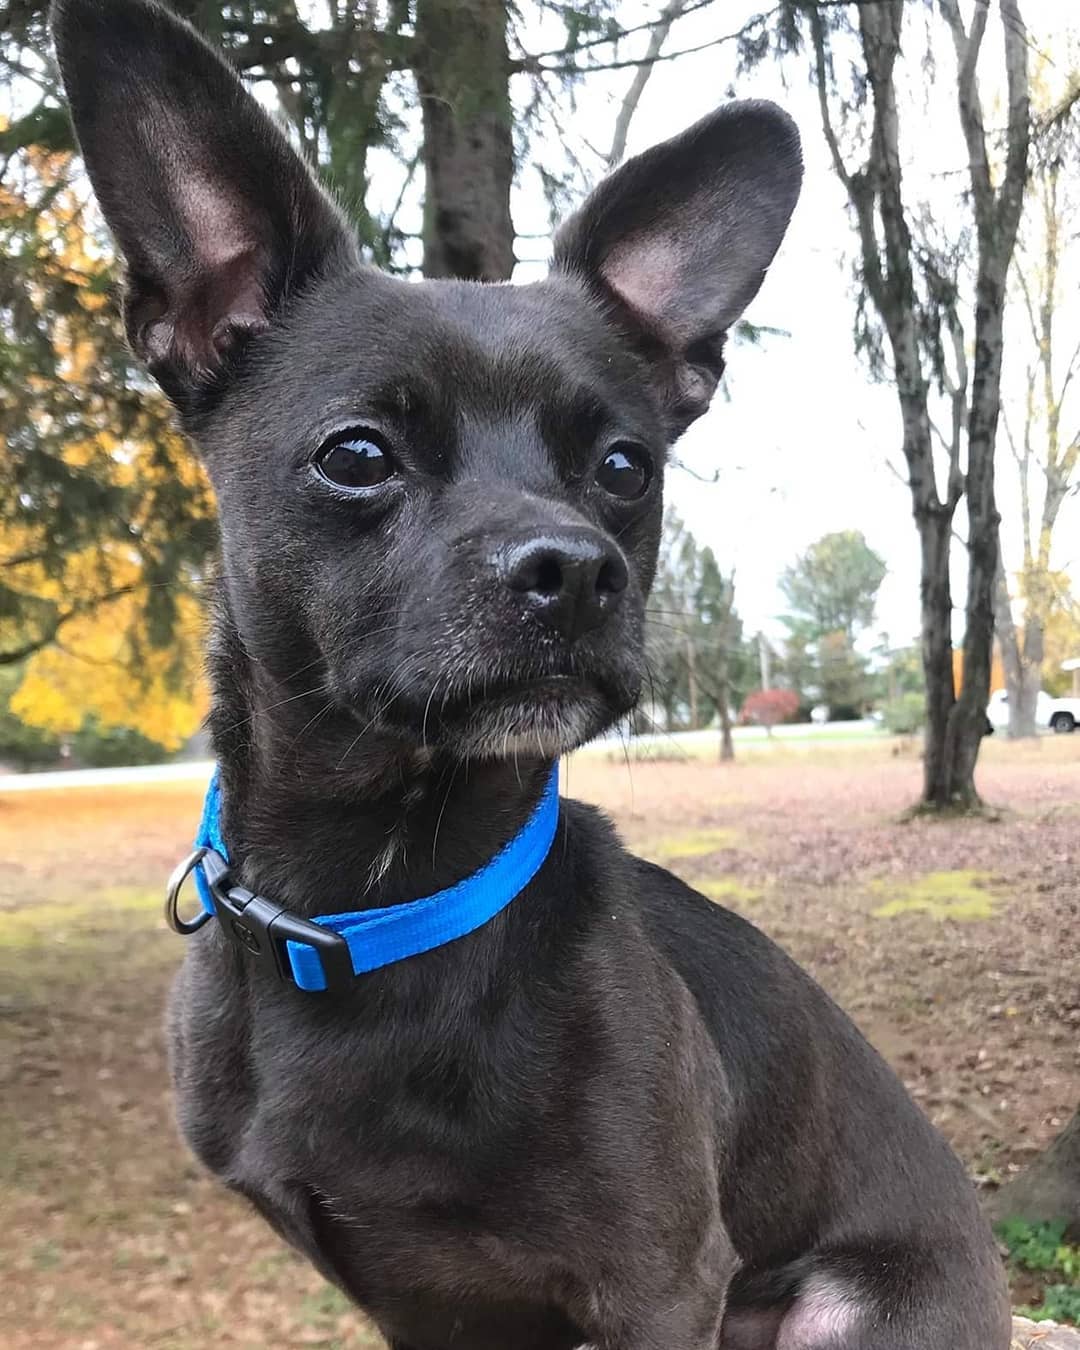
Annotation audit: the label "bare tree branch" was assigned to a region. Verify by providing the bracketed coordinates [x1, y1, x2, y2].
[0, 587, 135, 668]
[807, 12, 856, 196]
[1059, 334, 1080, 408]
[518, 13, 773, 77]
[669, 457, 721, 484]
[519, 0, 719, 63]
[607, 0, 691, 168]
[1043, 76, 1080, 132]
[938, 0, 994, 240]
[998, 0, 1032, 247]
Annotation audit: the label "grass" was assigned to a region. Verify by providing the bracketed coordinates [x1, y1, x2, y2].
[1, 737, 1078, 1342]
[585, 723, 890, 763]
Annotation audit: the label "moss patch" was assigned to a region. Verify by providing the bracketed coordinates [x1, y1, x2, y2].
[869, 869, 1000, 922]
[646, 827, 740, 862]
[0, 886, 158, 949]
[696, 878, 762, 906]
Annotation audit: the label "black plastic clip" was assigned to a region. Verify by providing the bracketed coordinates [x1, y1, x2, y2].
[197, 849, 355, 994]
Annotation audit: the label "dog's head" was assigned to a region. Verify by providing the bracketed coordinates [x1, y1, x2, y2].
[53, 0, 801, 762]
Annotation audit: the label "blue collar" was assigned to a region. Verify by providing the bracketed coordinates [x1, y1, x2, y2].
[178, 765, 560, 993]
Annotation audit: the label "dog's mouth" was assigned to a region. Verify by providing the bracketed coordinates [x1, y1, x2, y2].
[457, 672, 593, 705]
[370, 663, 637, 759]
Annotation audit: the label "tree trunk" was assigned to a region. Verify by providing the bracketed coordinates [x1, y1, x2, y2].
[414, 0, 515, 281]
[718, 701, 735, 761]
[1021, 613, 1046, 722]
[324, 23, 393, 254]
[685, 633, 699, 730]
[943, 281, 1006, 801]
[994, 554, 1040, 738]
[936, 0, 1030, 797]
[716, 659, 735, 762]
[834, 2, 970, 810]
[985, 1104, 1080, 1239]
[919, 508, 958, 806]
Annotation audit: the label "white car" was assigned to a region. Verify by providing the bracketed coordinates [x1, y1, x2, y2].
[985, 688, 1051, 732]
[1047, 696, 1080, 734]
[986, 688, 1079, 733]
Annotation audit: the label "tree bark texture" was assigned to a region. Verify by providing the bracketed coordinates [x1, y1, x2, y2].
[717, 681, 735, 762]
[414, 0, 515, 281]
[994, 555, 1041, 738]
[986, 1103, 1080, 1239]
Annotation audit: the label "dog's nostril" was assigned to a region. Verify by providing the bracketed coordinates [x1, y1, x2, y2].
[596, 558, 627, 596]
[497, 530, 628, 641]
[533, 556, 564, 596]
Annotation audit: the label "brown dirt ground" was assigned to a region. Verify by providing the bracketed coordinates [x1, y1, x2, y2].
[1, 736, 1078, 1347]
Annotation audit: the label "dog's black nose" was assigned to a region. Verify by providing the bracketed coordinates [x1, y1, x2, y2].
[497, 530, 628, 641]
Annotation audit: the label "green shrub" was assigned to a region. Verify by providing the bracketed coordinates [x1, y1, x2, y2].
[0, 667, 61, 768]
[71, 719, 172, 768]
[1028, 1285, 1080, 1323]
[998, 1219, 1080, 1324]
[881, 692, 925, 735]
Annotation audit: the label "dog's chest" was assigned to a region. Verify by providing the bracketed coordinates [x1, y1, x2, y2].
[209, 1024, 599, 1343]
[237, 1152, 592, 1349]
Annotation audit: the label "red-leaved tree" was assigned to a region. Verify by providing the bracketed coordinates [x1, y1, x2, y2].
[740, 688, 800, 735]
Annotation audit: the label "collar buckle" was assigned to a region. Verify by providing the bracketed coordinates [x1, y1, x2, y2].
[199, 849, 355, 994]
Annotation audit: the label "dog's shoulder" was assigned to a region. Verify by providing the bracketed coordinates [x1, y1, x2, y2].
[624, 855, 848, 1079]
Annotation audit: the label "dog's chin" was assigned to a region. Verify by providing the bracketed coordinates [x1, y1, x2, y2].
[444, 685, 612, 760]
[429, 674, 634, 761]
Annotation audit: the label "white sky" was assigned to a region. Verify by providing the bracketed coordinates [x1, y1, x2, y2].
[491, 0, 1079, 650]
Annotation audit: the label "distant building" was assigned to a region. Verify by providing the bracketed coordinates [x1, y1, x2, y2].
[952, 645, 1006, 697]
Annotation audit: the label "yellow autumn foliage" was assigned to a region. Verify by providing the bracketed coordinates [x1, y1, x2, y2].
[11, 590, 209, 751]
[3, 141, 216, 750]
[1042, 598, 1080, 697]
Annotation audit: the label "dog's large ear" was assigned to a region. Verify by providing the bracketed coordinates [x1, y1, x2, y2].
[553, 101, 801, 435]
[51, 0, 354, 408]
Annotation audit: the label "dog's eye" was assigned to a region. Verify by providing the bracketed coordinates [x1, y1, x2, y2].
[595, 443, 652, 501]
[313, 430, 394, 491]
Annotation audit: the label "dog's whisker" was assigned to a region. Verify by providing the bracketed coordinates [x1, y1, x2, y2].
[430, 760, 461, 872]
[420, 671, 444, 753]
[219, 681, 330, 735]
[283, 697, 337, 760]
[336, 655, 427, 769]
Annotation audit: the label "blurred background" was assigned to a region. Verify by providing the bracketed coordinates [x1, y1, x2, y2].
[1, 0, 1079, 1345]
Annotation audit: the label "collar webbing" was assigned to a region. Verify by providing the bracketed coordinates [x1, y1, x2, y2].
[188, 765, 560, 992]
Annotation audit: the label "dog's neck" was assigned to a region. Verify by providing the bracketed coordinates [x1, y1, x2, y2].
[205, 598, 553, 920]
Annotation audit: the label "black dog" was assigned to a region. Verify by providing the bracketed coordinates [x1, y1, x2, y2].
[54, 2, 1009, 1346]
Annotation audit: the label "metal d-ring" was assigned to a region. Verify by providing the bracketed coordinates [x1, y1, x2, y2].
[165, 847, 213, 935]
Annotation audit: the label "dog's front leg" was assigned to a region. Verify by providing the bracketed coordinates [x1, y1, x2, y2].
[588, 1220, 738, 1350]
